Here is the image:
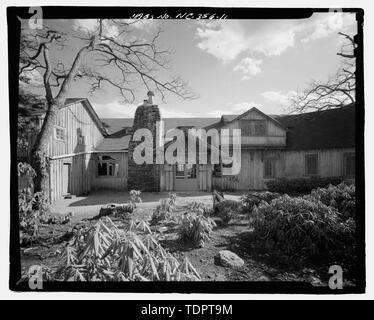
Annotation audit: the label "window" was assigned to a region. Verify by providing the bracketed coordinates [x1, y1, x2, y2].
[54, 126, 66, 141]
[175, 163, 185, 179]
[343, 152, 355, 177]
[97, 155, 119, 177]
[212, 163, 222, 177]
[305, 154, 319, 176]
[186, 164, 197, 179]
[264, 159, 275, 178]
[241, 120, 267, 136]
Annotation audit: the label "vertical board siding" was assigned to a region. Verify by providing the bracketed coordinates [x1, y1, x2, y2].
[221, 109, 286, 147]
[49, 101, 104, 158]
[280, 148, 355, 178]
[48, 101, 106, 201]
[212, 147, 355, 191]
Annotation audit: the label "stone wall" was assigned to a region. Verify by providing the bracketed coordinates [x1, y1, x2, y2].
[127, 102, 161, 191]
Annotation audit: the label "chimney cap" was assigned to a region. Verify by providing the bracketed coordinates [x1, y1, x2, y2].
[147, 91, 155, 105]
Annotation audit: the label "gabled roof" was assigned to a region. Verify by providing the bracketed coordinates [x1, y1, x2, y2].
[95, 131, 131, 151]
[29, 98, 108, 136]
[220, 107, 286, 130]
[275, 104, 355, 150]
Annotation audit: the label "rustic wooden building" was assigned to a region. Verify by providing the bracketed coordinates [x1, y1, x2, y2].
[22, 94, 355, 202]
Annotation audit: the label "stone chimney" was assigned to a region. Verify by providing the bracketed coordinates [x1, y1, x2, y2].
[127, 91, 161, 191]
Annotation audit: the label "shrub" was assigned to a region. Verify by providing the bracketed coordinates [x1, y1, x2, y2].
[186, 201, 211, 216]
[213, 200, 243, 223]
[306, 183, 355, 220]
[22, 217, 201, 282]
[129, 190, 142, 207]
[265, 176, 345, 194]
[150, 193, 177, 225]
[241, 191, 281, 212]
[249, 195, 355, 258]
[179, 205, 216, 248]
[19, 189, 50, 245]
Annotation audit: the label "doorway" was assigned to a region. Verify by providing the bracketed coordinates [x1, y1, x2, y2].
[174, 163, 198, 191]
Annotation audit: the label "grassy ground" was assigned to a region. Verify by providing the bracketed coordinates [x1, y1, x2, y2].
[21, 192, 356, 285]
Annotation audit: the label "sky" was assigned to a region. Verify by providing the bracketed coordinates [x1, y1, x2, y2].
[22, 13, 357, 119]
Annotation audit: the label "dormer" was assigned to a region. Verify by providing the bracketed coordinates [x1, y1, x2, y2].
[219, 107, 287, 147]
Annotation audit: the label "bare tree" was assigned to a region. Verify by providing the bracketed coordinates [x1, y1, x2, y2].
[290, 32, 356, 112]
[19, 19, 195, 199]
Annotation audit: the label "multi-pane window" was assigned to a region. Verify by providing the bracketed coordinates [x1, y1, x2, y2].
[343, 152, 355, 177]
[264, 159, 275, 178]
[54, 126, 66, 141]
[212, 164, 222, 177]
[175, 163, 185, 179]
[305, 154, 319, 176]
[97, 155, 119, 177]
[175, 164, 197, 179]
[241, 120, 267, 136]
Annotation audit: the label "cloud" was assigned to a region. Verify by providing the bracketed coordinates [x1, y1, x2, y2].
[73, 19, 158, 38]
[195, 14, 356, 63]
[261, 90, 297, 106]
[196, 20, 249, 63]
[301, 13, 356, 43]
[195, 20, 297, 63]
[233, 57, 263, 80]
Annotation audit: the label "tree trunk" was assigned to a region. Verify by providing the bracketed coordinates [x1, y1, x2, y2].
[31, 100, 62, 202]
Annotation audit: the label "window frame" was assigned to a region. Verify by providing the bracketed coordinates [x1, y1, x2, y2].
[54, 126, 66, 141]
[240, 119, 267, 136]
[97, 154, 120, 178]
[304, 153, 319, 176]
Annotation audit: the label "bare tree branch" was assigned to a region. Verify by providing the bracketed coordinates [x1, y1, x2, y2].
[289, 32, 356, 113]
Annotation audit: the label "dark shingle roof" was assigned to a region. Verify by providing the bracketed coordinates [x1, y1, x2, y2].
[100, 117, 219, 135]
[96, 105, 355, 152]
[97, 118, 220, 152]
[275, 104, 355, 150]
[95, 132, 131, 151]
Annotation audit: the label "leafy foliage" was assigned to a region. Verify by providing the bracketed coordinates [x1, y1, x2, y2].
[17, 90, 44, 162]
[18, 163, 73, 245]
[179, 203, 216, 248]
[249, 195, 355, 258]
[241, 191, 281, 212]
[265, 177, 345, 194]
[213, 200, 243, 223]
[129, 190, 142, 208]
[23, 217, 201, 282]
[306, 183, 356, 220]
[150, 193, 177, 225]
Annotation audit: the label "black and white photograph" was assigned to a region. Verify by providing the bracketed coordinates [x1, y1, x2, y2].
[5, 4, 366, 297]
